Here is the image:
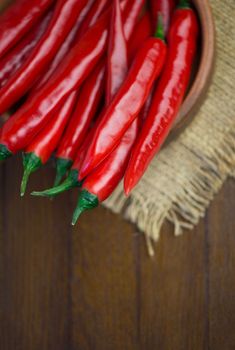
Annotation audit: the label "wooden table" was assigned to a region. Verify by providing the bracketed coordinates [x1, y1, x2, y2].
[0, 156, 235, 350]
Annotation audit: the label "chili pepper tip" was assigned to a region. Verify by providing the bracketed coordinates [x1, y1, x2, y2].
[21, 153, 42, 196]
[54, 158, 73, 187]
[178, 0, 190, 9]
[71, 189, 99, 225]
[155, 13, 165, 41]
[0, 144, 12, 161]
[31, 169, 80, 198]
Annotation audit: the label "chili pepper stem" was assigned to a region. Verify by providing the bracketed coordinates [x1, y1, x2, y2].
[21, 153, 42, 196]
[155, 13, 165, 41]
[178, 0, 190, 9]
[71, 190, 99, 226]
[0, 144, 12, 161]
[54, 158, 73, 186]
[31, 169, 80, 198]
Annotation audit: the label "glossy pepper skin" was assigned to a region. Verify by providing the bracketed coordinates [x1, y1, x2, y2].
[20, 92, 77, 196]
[54, 61, 105, 186]
[79, 35, 167, 179]
[72, 119, 139, 224]
[0, 8, 110, 160]
[42, 0, 145, 186]
[32, 0, 95, 94]
[0, 0, 53, 59]
[0, 10, 52, 89]
[124, 1, 199, 195]
[0, 0, 89, 114]
[0, 0, 144, 158]
[106, 0, 128, 105]
[77, 0, 109, 41]
[150, 0, 175, 34]
[128, 11, 152, 64]
[72, 0, 141, 223]
[71, 12, 167, 223]
[32, 0, 143, 199]
[34, 0, 109, 185]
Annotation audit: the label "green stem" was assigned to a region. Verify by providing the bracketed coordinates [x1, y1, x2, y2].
[0, 144, 12, 161]
[178, 0, 190, 9]
[72, 190, 99, 226]
[21, 153, 42, 196]
[31, 169, 80, 198]
[54, 157, 73, 187]
[155, 13, 165, 41]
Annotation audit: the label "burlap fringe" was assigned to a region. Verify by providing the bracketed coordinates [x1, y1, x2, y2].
[104, 0, 235, 255]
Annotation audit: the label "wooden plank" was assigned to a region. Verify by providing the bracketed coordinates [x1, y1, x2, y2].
[138, 220, 208, 350]
[0, 162, 6, 344]
[0, 156, 71, 350]
[207, 179, 235, 350]
[70, 198, 139, 350]
[1, 155, 235, 350]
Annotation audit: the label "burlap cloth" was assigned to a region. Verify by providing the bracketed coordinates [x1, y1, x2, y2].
[104, 0, 235, 255]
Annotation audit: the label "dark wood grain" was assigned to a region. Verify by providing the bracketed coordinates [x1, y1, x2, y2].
[0, 157, 72, 350]
[207, 180, 235, 350]
[1, 158, 235, 350]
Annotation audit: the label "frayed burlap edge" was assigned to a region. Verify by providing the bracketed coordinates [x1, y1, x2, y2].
[104, 0, 235, 255]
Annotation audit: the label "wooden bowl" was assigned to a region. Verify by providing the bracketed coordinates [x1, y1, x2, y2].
[172, 0, 215, 135]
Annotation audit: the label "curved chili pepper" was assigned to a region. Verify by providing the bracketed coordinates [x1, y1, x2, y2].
[32, 0, 134, 199]
[0, 10, 109, 160]
[20, 92, 77, 196]
[31, 138, 86, 198]
[32, 0, 95, 94]
[77, 0, 110, 41]
[0, 10, 52, 89]
[79, 24, 167, 180]
[150, 0, 175, 34]
[54, 61, 105, 186]
[31, 0, 110, 184]
[42, 0, 146, 186]
[71, 0, 136, 223]
[0, 0, 88, 114]
[0, 0, 53, 59]
[72, 119, 139, 224]
[0, 0, 144, 160]
[124, 0, 199, 195]
[128, 11, 152, 64]
[106, 0, 128, 106]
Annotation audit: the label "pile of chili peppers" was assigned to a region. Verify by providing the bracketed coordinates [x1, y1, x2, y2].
[0, 0, 198, 225]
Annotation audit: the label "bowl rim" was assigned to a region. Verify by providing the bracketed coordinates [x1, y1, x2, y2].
[174, 0, 216, 129]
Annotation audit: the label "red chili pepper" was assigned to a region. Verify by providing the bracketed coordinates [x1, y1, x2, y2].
[32, 0, 139, 199]
[124, 0, 199, 195]
[150, 0, 175, 34]
[0, 0, 88, 114]
[45, 0, 146, 186]
[0, 11, 109, 160]
[123, 0, 145, 40]
[0, 10, 52, 89]
[70, 0, 135, 223]
[20, 92, 78, 196]
[128, 11, 152, 64]
[70, 14, 165, 222]
[72, 119, 139, 224]
[79, 24, 167, 180]
[106, 0, 128, 106]
[31, 0, 111, 185]
[32, 0, 95, 94]
[54, 61, 105, 186]
[0, 0, 53, 59]
[0, 0, 144, 160]
[77, 0, 110, 41]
